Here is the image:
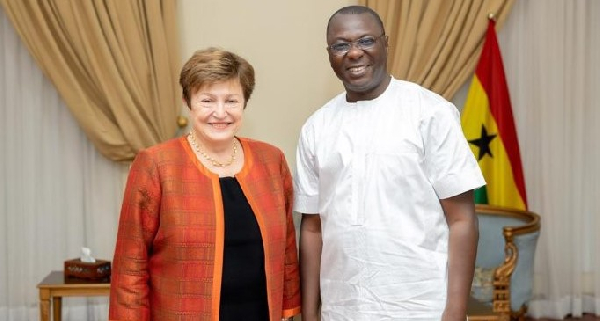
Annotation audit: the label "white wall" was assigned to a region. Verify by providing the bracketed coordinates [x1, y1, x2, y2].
[178, 0, 357, 167]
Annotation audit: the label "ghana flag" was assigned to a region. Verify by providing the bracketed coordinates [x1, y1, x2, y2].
[460, 19, 527, 210]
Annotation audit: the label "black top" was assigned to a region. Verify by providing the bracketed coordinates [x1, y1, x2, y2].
[218, 177, 269, 321]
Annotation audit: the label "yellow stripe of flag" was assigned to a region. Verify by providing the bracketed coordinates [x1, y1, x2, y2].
[460, 19, 527, 210]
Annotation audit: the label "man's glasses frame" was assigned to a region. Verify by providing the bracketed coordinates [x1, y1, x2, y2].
[327, 34, 387, 56]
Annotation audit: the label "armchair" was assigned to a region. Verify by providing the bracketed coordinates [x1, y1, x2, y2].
[469, 204, 541, 321]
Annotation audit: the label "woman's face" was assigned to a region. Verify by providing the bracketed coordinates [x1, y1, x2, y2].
[187, 78, 245, 148]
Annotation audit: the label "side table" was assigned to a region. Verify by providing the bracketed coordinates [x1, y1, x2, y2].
[37, 270, 110, 321]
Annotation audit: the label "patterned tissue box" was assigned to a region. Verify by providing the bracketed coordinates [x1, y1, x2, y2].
[64, 258, 111, 282]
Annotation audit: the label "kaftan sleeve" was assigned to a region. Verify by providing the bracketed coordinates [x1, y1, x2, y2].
[421, 102, 486, 199]
[109, 150, 161, 321]
[293, 119, 320, 214]
[281, 153, 302, 318]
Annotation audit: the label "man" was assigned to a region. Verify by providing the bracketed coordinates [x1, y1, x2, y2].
[294, 5, 485, 321]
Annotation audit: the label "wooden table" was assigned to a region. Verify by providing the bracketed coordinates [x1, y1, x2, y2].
[37, 271, 110, 321]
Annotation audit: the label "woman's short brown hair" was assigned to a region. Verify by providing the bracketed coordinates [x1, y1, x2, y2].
[179, 48, 255, 108]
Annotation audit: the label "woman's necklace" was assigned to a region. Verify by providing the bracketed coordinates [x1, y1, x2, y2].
[189, 131, 237, 167]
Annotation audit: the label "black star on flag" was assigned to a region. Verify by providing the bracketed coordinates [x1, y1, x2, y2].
[468, 125, 497, 160]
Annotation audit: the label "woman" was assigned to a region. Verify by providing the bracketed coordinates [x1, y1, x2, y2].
[109, 48, 300, 321]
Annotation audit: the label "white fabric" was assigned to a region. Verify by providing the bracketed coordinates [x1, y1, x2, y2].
[500, 0, 600, 318]
[294, 78, 485, 320]
[0, 7, 127, 321]
[451, 0, 600, 318]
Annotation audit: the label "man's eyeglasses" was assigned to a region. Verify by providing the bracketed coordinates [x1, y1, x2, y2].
[327, 35, 387, 56]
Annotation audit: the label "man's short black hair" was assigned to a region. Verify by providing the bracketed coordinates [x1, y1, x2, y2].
[326, 5, 386, 36]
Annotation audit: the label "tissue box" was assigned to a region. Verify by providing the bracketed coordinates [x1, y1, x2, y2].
[64, 258, 111, 281]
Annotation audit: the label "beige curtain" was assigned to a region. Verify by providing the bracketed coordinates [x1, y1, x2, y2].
[358, 0, 514, 99]
[0, 0, 181, 161]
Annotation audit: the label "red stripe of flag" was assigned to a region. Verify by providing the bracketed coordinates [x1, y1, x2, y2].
[475, 20, 527, 207]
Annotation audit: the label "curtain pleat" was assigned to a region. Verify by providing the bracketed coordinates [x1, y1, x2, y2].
[359, 0, 514, 99]
[0, 6, 127, 319]
[0, 0, 181, 161]
[495, 0, 600, 318]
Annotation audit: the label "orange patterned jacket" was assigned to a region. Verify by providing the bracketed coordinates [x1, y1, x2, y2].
[109, 137, 301, 321]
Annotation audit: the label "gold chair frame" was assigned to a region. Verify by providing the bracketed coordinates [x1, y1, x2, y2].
[471, 205, 541, 321]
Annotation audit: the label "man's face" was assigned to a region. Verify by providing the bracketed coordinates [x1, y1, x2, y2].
[327, 13, 388, 101]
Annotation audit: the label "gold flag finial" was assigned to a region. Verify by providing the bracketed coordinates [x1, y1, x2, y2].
[177, 115, 189, 128]
[488, 13, 497, 21]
